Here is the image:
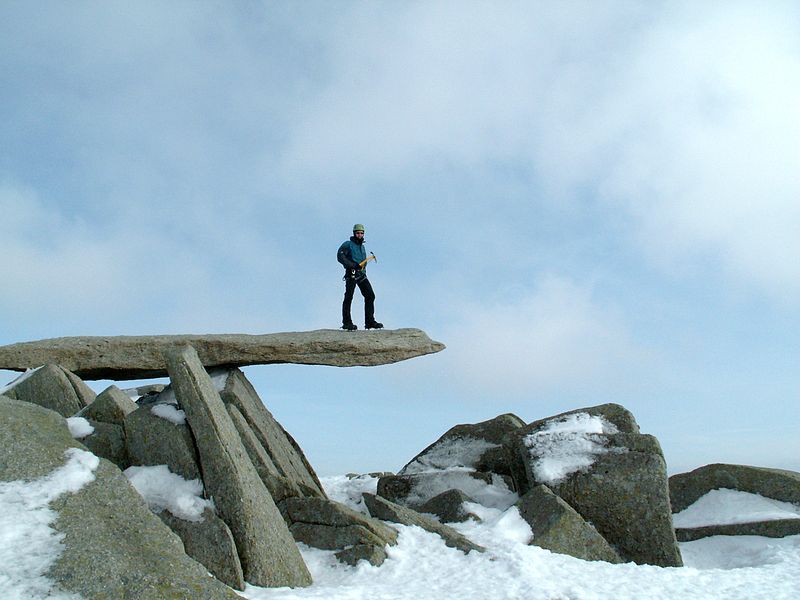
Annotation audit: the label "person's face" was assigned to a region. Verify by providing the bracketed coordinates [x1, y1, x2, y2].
[354, 231, 364, 238]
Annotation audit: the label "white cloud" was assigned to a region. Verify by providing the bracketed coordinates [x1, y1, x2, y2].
[600, 4, 800, 299]
[440, 276, 647, 394]
[279, 1, 800, 300]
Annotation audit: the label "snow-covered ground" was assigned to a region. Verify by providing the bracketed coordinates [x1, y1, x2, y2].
[241, 475, 800, 600]
[2, 433, 799, 598]
[1, 468, 800, 599]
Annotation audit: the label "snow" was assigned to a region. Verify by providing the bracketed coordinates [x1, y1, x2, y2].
[399, 437, 501, 474]
[673, 488, 800, 528]
[150, 402, 187, 425]
[211, 370, 230, 392]
[0, 448, 99, 600]
[523, 413, 620, 484]
[239, 475, 800, 600]
[401, 469, 517, 510]
[3, 468, 800, 599]
[65, 416, 94, 439]
[123, 464, 214, 522]
[0, 367, 42, 395]
[323, 474, 379, 514]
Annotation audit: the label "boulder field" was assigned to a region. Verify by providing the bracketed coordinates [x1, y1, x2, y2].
[2, 329, 797, 596]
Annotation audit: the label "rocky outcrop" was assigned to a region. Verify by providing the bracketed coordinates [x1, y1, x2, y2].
[282, 497, 398, 566]
[669, 464, 800, 512]
[363, 493, 485, 555]
[0, 396, 239, 599]
[159, 508, 245, 590]
[516, 485, 622, 563]
[164, 345, 312, 588]
[0, 328, 446, 380]
[509, 404, 682, 567]
[2, 364, 94, 416]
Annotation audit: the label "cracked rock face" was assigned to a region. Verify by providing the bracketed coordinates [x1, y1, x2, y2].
[0, 328, 446, 380]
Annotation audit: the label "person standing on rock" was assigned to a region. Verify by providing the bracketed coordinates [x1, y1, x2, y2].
[337, 223, 383, 331]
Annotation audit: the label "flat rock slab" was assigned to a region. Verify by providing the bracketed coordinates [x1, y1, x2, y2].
[0, 328, 446, 380]
[675, 518, 800, 542]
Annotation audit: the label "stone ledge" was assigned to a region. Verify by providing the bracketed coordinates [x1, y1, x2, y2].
[0, 328, 446, 380]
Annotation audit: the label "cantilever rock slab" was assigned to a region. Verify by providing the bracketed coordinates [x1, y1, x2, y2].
[0, 328, 445, 380]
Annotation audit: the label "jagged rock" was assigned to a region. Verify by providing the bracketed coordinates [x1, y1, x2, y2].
[124, 391, 202, 481]
[217, 367, 325, 499]
[418, 489, 482, 523]
[363, 493, 485, 555]
[2, 364, 94, 417]
[0, 328, 446, 380]
[510, 404, 682, 567]
[227, 402, 305, 504]
[77, 385, 137, 426]
[399, 413, 525, 477]
[377, 470, 515, 509]
[669, 464, 800, 512]
[159, 508, 245, 590]
[80, 420, 129, 469]
[282, 496, 397, 565]
[516, 485, 622, 563]
[675, 519, 800, 542]
[0, 396, 239, 599]
[334, 544, 389, 567]
[165, 345, 312, 588]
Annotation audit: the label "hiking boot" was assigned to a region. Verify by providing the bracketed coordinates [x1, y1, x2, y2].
[365, 321, 384, 330]
[341, 322, 358, 331]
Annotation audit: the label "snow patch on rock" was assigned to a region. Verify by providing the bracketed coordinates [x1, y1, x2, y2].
[524, 413, 620, 484]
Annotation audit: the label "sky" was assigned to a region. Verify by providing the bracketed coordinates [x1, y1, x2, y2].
[1, 0, 799, 476]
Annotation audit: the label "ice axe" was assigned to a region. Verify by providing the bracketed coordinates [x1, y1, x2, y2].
[358, 252, 377, 268]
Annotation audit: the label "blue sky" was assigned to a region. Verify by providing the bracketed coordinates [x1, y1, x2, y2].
[2, 1, 799, 476]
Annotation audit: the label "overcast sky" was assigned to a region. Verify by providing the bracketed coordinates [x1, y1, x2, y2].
[2, 1, 799, 476]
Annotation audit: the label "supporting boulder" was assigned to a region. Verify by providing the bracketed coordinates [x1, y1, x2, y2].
[227, 403, 306, 503]
[164, 345, 312, 588]
[216, 368, 325, 499]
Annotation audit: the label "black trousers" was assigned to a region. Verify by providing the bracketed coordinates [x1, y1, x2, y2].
[342, 276, 375, 325]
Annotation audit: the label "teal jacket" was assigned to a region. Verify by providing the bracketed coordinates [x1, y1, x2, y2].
[337, 237, 367, 274]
